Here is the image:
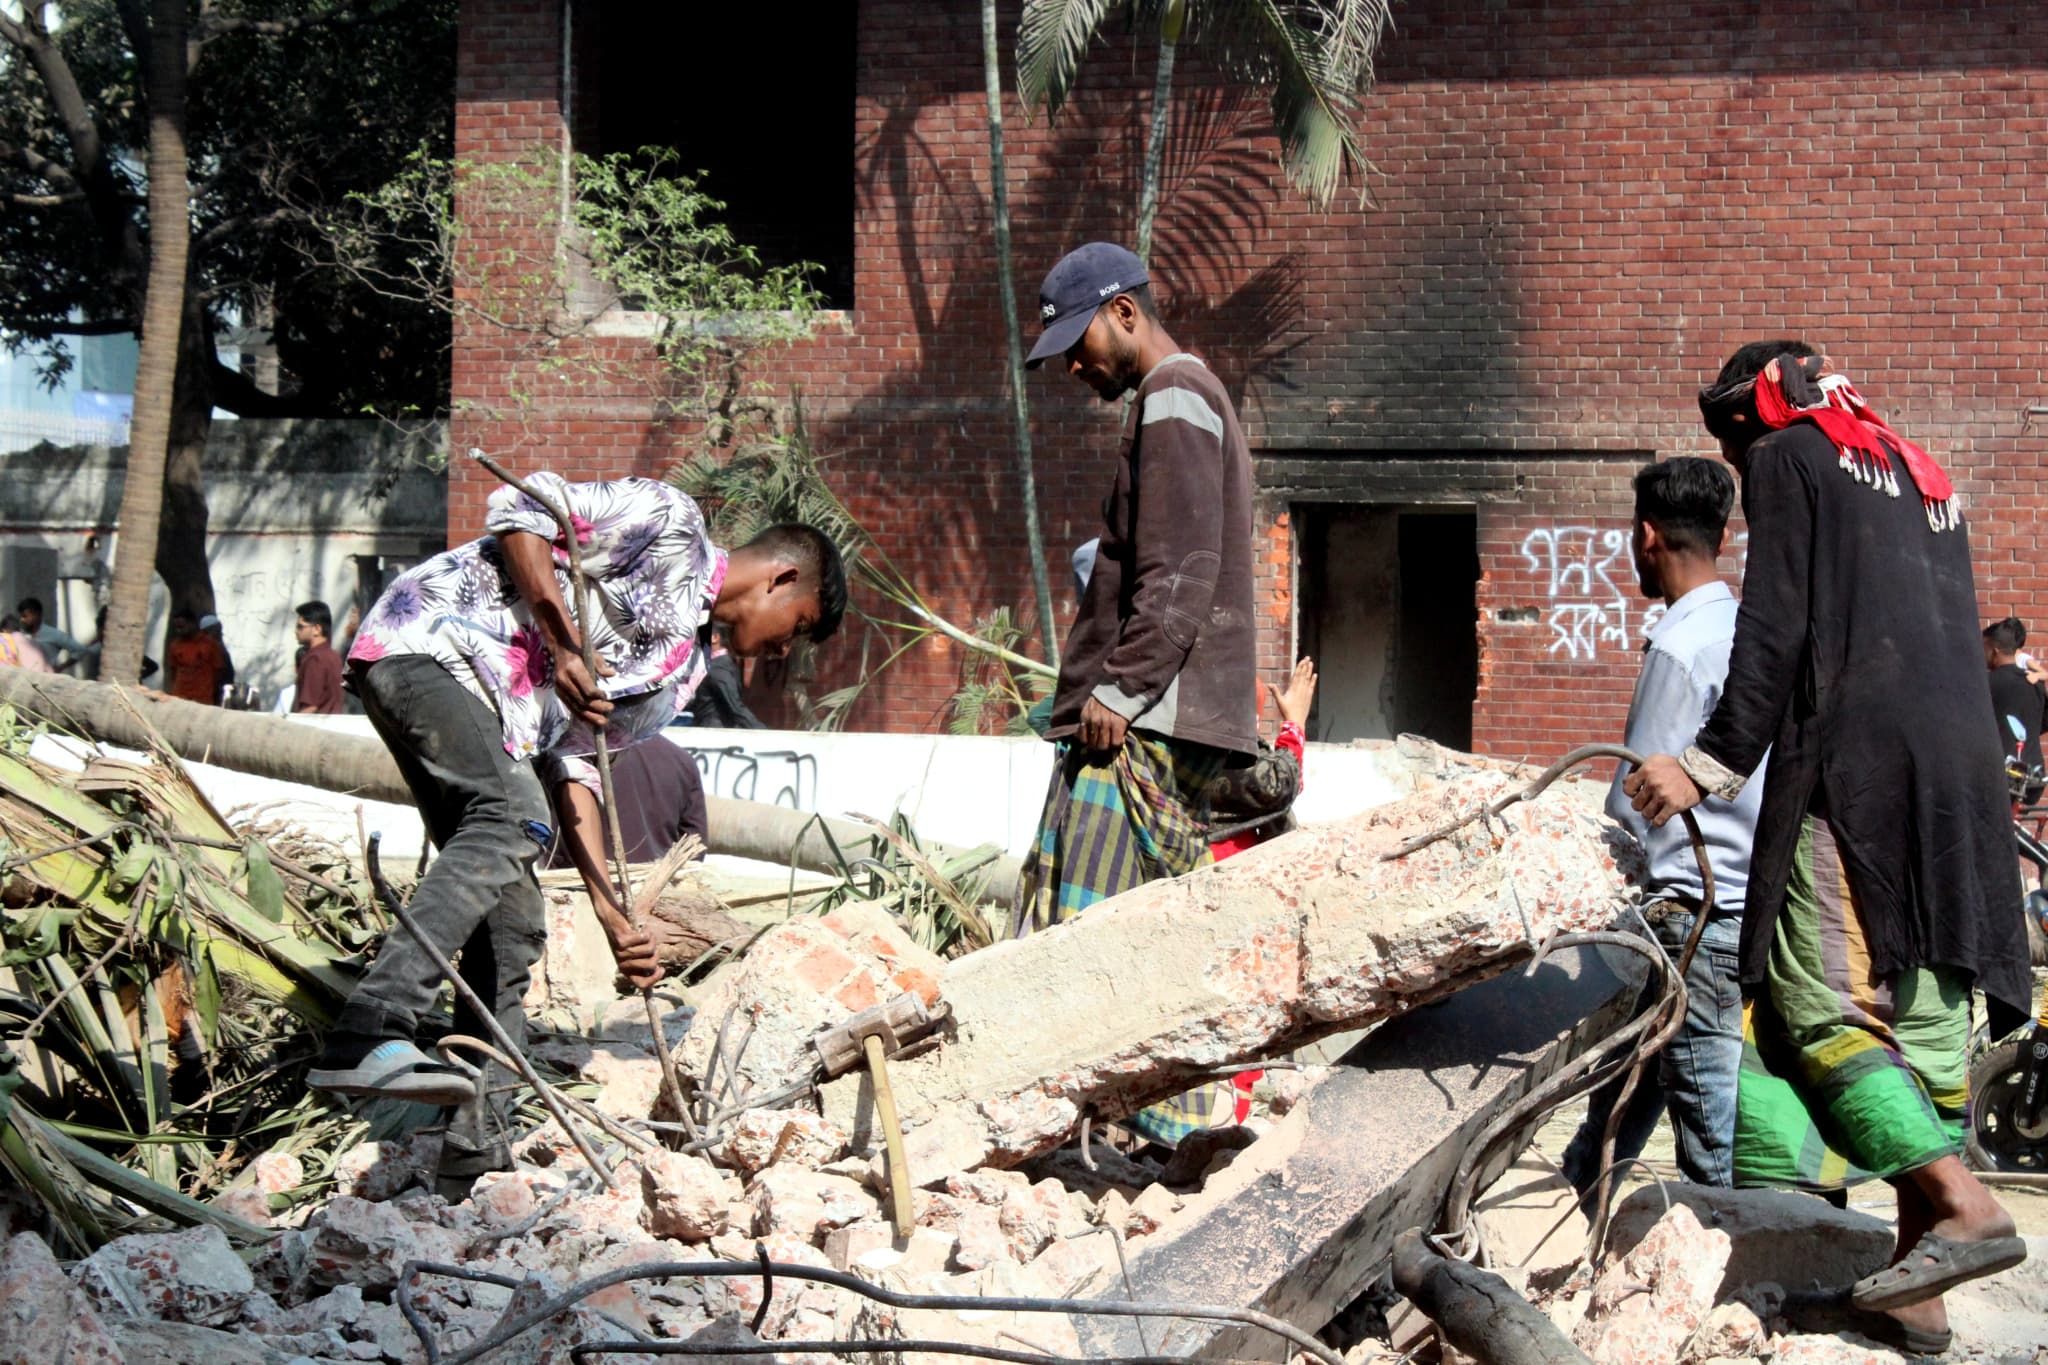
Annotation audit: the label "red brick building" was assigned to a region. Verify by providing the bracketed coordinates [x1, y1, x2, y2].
[452, 1, 2048, 760]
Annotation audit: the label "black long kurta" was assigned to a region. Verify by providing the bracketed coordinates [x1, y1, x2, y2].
[1695, 423, 2030, 1010]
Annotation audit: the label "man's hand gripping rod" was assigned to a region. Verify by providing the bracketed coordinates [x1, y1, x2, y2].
[468, 449, 694, 1142]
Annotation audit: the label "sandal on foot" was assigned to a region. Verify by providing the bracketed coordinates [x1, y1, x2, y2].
[1784, 1288, 1954, 1358]
[1850, 1315, 1954, 1358]
[1850, 1230, 2028, 1312]
[308, 1038, 477, 1107]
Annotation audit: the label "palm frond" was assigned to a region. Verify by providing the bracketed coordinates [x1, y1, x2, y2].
[1016, 0, 1129, 116]
[1197, 0, 1392, 206]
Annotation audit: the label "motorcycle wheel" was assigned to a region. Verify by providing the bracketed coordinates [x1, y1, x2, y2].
[1965, 1038, 2048, 1173]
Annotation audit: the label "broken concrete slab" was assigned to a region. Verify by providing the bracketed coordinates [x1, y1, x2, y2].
[0, 1232, 123, 1365]
[72, 1224, 265, 1328]
[675, 901, 945, 1107]
[817, 765, 1642, 1173]
[1574, 1203, 1730, 1363]
[1068, 940, 1645, 1359]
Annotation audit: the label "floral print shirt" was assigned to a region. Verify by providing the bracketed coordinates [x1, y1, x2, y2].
[348, 473, 726, 761]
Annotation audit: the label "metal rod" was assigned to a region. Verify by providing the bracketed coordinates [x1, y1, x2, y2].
[364, 835, 616, 1186]
[435, 1034, 661, 1157]
[398, 1257, 1346, 1365]
[571, 1340, 1208, 1362]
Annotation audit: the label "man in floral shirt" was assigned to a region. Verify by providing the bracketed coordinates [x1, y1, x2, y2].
[310, 471, 842, 1190]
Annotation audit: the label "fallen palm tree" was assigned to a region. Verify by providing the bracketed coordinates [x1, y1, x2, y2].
[0, 668, 1024, 908]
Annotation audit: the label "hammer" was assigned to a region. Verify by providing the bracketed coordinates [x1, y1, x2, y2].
[811, 992, 946, 1238]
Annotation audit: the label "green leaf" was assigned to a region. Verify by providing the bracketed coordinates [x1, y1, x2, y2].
[241, 842, 287, 924]
[190, 945, 222, 1051]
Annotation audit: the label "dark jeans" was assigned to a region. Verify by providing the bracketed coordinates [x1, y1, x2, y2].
[1562, 908, 1745, 1192]
[338, 656, 552, 1174]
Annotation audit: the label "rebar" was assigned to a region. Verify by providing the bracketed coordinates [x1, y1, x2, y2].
[397, 1256, 1346, 1365]
[364, 835, 616, 1186]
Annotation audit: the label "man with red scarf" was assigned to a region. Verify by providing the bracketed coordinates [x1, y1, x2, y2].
[1627, 342, 2028, 1352]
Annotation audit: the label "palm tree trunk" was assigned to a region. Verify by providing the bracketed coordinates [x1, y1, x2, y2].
[982, 0, 1059, 666]
[0, 670, 1025, 908]
[1134, 26, 1179, 266]
[101, 0, 190, 686]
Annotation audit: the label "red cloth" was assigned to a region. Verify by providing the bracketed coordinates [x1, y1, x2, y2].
[167, 634, 226, 705]
[293, 642, 345, 714]
[1754, 355, 1955, 512]
[1208, 722, 1305, 861]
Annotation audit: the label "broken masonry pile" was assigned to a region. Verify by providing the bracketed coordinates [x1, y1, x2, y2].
[4, 753, 1668, 1361]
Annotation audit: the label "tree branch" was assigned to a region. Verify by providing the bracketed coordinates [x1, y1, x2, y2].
[0, 139, 84, 196]
[195, 0, 406, 47]
[208, 356, 302, 418]
[191, 206, 308, 255]
[49, 319, 140, 337]
[14, 4, 145, 278]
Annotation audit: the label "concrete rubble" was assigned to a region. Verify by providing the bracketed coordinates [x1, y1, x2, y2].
[0, 757, 1662, 1363]
[1520, 1192, 2048, 1365]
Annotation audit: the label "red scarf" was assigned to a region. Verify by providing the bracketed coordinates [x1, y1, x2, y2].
[1754, 355, 1959, 531]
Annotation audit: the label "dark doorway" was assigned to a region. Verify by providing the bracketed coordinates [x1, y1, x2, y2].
[1296, 505, 1478, 748]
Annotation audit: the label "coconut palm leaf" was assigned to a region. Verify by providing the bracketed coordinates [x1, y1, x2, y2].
[1196, 0, 1392, 205]
[1016, 0, 1391, 207]
[1016, 0, 1128, 118]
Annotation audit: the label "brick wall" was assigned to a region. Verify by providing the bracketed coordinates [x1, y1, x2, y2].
[454, 0, 2048, 758]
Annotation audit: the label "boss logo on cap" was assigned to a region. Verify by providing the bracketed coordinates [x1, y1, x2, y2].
[1096, 280, 1123, 297]
[1041, 302, 1057, 321]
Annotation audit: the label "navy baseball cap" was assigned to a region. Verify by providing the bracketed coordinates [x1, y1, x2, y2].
[1025, 242, 1148, 369]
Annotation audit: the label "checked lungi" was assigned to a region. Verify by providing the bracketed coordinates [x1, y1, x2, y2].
[1016, 731, 1238, 1146]
[1734, 815, 1970, 1190]
[1017, 732, 1225, 933]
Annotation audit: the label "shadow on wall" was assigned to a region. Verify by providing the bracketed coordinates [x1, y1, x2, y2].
[784, 38, 1311, 728]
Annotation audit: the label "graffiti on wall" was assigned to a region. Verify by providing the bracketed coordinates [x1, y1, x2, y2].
[680, 745, 819, 810]
[1518, 526, 1747, 662]
[1518, 526, 1660, 662]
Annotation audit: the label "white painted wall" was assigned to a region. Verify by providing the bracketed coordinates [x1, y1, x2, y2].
[0, 420, 445, 701]
[140, 716, 1431, 861]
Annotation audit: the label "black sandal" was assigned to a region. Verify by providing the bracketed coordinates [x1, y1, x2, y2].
[1850, 1230, 2028, 1312]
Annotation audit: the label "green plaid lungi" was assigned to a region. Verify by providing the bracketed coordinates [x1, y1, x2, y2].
[1018, 732, 1225, 933]
[1733, 815, 1969, 1190]
[1018, 731, 1234, 1146]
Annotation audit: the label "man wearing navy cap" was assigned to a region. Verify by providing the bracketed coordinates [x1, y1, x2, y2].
[1021, 249, 1251, 931]
[1017, 242, 1259, 1144]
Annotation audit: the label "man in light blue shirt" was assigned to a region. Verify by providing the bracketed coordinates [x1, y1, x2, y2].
[1562, 457, 1765, 1191]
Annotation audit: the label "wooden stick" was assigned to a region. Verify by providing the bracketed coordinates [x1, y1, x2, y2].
[864, 1033, 914, 1238]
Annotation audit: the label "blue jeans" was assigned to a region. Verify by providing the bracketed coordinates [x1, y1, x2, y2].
[1562, 908, 1745, 1190]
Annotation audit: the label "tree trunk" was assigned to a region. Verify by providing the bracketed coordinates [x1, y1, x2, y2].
[100, 0, 191, 686]
[1133, 20, 1180, 265]
[154, 294, 219, 636]
[981, 0, 1058, 667]
[0, 670, 1024, 908]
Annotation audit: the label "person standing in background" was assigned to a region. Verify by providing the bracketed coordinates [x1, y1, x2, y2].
[165, 608, 228, 705]
[292, 600, 346, 715]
